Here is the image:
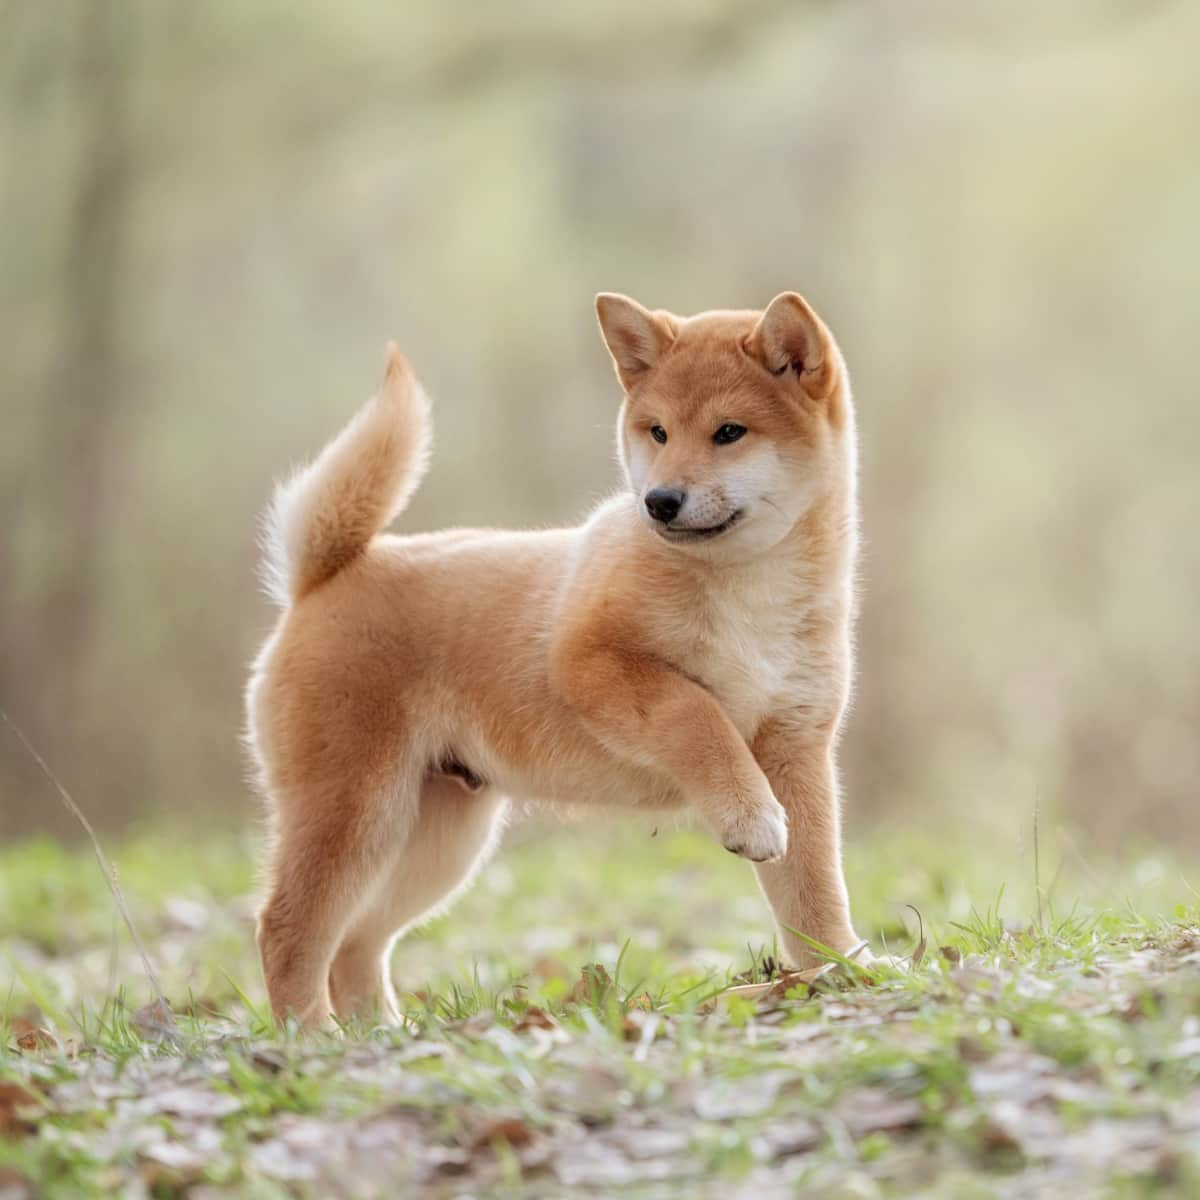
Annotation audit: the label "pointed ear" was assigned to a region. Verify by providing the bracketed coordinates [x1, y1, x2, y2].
[595, 293, 677, 389]
[747, 292, 836, 397]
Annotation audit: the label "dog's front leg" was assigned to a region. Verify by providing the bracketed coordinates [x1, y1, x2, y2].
[750, 719, 864, 970]
[555, 647, 787, 862]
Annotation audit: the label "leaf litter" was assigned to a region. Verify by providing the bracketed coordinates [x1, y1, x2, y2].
[5, 720, 1199, 1194]
[3, 805, 1199, 1199]
[8, 925, 1199, 1198]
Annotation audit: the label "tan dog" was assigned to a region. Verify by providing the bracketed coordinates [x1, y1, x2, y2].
[246, 292, 867, 1027]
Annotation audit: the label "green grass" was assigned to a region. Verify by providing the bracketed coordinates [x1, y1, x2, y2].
[2, 817, 1199, 1197]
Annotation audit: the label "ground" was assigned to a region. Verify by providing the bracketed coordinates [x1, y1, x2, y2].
[1, 815, 1198, 1198]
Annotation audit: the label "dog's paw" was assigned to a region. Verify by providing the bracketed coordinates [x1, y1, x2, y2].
[853, 948, 910, 972]
[721, 799, 788, 863]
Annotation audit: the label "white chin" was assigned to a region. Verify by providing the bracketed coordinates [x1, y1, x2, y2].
[656, 510, 744, 544]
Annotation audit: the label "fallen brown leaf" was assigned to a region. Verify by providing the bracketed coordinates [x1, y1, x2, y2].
[0, 1166, 33, 1198]
[513, 1006, 558, 1034]
[975, 1115, 1025, 1156]
[761, 1117, 822, 1160]
[250, 1047, 289, 1074]
[10, 1027, 81, 1060]
[568, 963, 613, 1005]
[6, 1017, 37, 1041]
[553, 1137, 660, 1188]
[0, 1082, 42, 1138]
[249, 1138, 318, 1182]
[609, 1126, 690, 1161]
[150, 1087, 242, 1119]
[13, 1028, 57, 1054]
[472, 1116, 535, 1150]
[722, 962, 831, 1004]
[837, 1088, 924, 1136]
[139, 1159, 192, 1194]
[141, 1139, 212, 1174]
[906, 904, 927, 968]
[132, 997, 178, 1042]
[693, 1071, 790, 1120]
[446, 1010, 495, 1037]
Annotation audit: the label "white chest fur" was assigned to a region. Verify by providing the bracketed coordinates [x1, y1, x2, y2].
[665, 553, 850, 740]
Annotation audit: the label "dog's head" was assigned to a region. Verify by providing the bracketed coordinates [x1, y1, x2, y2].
[596, 292, 852, 558]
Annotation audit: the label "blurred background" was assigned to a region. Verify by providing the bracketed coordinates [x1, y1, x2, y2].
[2, 0, 1197, 854]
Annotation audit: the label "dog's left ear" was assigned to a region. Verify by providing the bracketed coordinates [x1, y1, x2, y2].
[596, 293, 677, 391]
[747, 292, 837, 399]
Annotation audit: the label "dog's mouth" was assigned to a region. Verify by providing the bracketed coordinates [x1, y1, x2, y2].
[657, 509, 744, 543]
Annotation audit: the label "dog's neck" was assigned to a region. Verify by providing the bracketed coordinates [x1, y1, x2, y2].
[618, 487, 854, 636]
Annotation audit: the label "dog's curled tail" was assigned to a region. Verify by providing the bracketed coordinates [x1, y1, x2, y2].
[260, 343, 431, 609]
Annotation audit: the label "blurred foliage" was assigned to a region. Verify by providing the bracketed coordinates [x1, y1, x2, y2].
[1, 0, 1197, 845]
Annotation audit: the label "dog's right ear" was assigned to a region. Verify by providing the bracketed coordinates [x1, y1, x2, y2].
[595, 294, 676, 390]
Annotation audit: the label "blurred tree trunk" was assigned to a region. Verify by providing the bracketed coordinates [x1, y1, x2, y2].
[45, 3, 129, 654]
[2, 3, 134, 837]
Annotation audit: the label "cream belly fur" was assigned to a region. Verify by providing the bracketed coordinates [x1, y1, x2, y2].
[247, 291, 868, 1027]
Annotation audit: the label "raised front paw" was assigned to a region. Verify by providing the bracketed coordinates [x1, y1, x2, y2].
[721, 798, 788, 863]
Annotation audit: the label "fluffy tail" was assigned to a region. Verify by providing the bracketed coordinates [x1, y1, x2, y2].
[260, 343, 431, 608]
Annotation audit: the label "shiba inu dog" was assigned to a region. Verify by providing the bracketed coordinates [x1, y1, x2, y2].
[246, 292, 868, 1027]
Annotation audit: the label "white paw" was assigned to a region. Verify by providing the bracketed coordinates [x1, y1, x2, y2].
[854, 948, 909, 972]
[721, 799, 788, 863]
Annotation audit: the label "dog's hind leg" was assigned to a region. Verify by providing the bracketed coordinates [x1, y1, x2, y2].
[256, 768, 419, 1030]
[328, 777, 507, 1023]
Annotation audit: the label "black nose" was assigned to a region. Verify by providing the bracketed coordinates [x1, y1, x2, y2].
[645, 487, 686, 523]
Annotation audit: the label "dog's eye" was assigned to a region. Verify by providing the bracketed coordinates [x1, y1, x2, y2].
[713, 423, 747, 445]
[650, 425, 668, 445]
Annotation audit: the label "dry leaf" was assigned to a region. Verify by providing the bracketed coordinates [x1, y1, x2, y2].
[975, 1116, 1025, 1155]
[967, 1049, 1056, 1102]
[568, 963, 613, 1005]
[249, 1047, 289, 1074]
[6, 1017, 37, 1041]
[10, 1026, 80, 1060]
[513, 1006, 557, 1034]
[13, 1028, 57, 1054]
[837, 1088, 924, 1136]
[905, 904, 927, 967]
[554, 1138, 656, 1188]
[142, 1140, 212, 1174]
[151, 1087, 242, 1119]
[544, 1063, 625, 1124]
[761, 1117, 822, 1160]
[132, 997, 178, 1042]
[0, 1166, 33, 1199]
[723, 962, 832, 1004]
[693, 1071, 789, 1120]
[426, 1146, 471, 1176]
[249, 1138, 318, 1182]
[472, 1116, 535, 1150]
[613, 1126, 690, 1160]
[0, 1082, 41, 1138]
[447, 1011, 495, 1037]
